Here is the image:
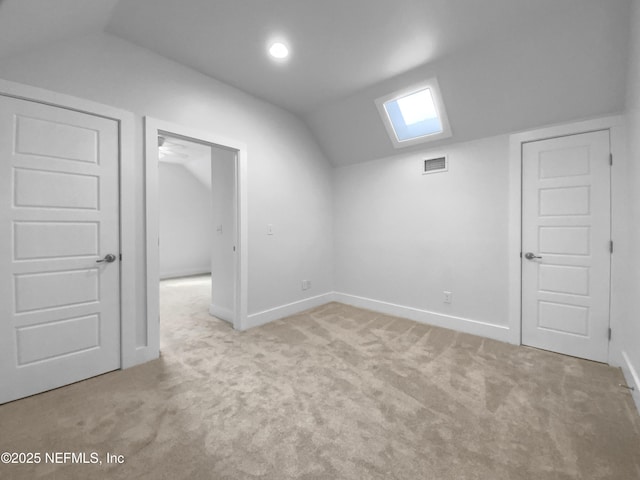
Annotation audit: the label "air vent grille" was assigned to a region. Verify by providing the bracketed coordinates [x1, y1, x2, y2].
[423, 156, 447, 174]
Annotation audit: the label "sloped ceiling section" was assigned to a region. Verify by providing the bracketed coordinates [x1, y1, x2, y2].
[306, 1, 631, 165]
[0, 0, 120, 59]
[105, 0, 631, 166]
[105, 0, 607, 116]
[159, 136, 212, 189]
[0, 0, 631, 167]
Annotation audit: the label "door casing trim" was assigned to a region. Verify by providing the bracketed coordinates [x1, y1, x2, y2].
[0, 78, 138, 369]
[508, 115, 626, 365]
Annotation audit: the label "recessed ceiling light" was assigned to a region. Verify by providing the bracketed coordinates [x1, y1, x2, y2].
[269, 42, 289, 59]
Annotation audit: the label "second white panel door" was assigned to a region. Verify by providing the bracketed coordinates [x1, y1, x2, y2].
[521, 130, 611, 363]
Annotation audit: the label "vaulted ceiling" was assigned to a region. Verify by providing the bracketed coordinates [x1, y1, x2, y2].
[0, 0, 120, 59]
[106, 0, 584, 116]
[0, 0, 632, 165]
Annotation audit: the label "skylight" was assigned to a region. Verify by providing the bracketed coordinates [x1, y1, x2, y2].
[397, 89, 438, 125]
[376, 78, 452, 148]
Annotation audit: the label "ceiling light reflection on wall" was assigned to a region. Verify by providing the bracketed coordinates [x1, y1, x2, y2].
[269, 42, 289, 59]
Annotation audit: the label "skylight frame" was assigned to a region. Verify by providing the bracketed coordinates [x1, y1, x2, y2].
[375, 78, 452, 149]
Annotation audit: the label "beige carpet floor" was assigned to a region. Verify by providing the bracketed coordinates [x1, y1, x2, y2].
[1, 275, 639, 479]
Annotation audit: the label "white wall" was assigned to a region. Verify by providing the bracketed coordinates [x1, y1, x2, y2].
[159, 162, 213, 279]
[334, 120, 633, 355]
[621, 0, 640, 410]
[333, 135, 510, 340]
[210, 146, 236, 322]
[0, 32, 334, 347]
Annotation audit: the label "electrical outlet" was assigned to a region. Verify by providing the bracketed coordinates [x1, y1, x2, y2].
[306, 280, 311, 290]
[301, 280, 311, 290]
[443, 291, 452, 304]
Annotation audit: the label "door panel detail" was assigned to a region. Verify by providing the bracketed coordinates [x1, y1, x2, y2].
[13, 168, 99, 210]
[15, 115, 99, 164]
[16, 314, 100, 365]
[538, 226, 590, 256]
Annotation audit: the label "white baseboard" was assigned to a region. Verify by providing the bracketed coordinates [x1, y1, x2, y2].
[620, 350, 640, 415]
[247, 293, 335, 329]
[209, 304, 233, 324]
[246, 291, 511, 342]
[333, 292, 511, 343]
[160, 269, 210, 280]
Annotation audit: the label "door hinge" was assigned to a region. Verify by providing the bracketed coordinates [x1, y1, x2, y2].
[610, 240, 614, 254]
[608, 327, 612, 341]
[119, 253, 122, 261]
[609, 153, 613, 165]
[519, 251, 522, 258]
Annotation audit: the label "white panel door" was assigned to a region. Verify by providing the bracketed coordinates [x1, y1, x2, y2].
[522, 130, 610, 362]
[0, 95, 120, 404]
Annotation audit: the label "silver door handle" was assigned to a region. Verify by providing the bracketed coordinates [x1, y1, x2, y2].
[96, 254, 117, 263]
[524, 252, 542, 260]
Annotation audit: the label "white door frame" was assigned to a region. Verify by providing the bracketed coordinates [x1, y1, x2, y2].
[0, 78, 139, 369]
[508, 115, 627, 364]
[144, 117, 248, 335]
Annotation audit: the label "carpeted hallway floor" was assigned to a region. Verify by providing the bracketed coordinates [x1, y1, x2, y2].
[1, 275, 639, 479]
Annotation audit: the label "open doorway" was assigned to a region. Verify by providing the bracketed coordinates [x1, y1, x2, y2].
[145, 117, 248, 358]
[158, 135, 213, 281]
[157, 134, 219, 350]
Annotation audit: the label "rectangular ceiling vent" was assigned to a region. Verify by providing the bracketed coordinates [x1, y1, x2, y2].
[423, 155, 447, 175]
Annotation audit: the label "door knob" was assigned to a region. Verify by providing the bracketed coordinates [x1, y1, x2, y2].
[524, 252, 542, 260]
[96, 254, 117, 263]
